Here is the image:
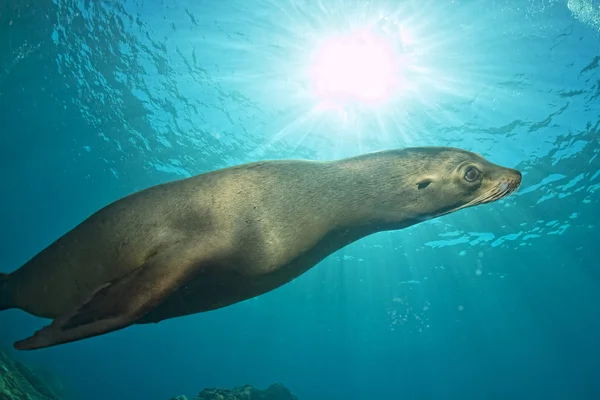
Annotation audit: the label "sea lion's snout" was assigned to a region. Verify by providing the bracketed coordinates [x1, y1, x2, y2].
[484, 167, 522, 203]
[499, 168, 522, 196]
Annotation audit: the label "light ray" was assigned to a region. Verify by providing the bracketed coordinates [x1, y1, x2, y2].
[191, 0, 520, 156]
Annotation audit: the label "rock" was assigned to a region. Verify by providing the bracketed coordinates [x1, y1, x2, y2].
[0, 349, 64, 400]
[194, 383, 298, 400]
[170, 396, 189, 400]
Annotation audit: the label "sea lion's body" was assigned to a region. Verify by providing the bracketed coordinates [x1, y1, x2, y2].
[8, 159, 395, 321]
[0, 147, 522, 350]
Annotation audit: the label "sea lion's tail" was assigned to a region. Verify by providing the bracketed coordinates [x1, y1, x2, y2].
[0, 273, 13, 312]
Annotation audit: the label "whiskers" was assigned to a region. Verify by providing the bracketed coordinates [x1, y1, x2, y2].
[420, 175, 522, 220]
[471, 179, 519, 206]
[444, 179, 520, 216]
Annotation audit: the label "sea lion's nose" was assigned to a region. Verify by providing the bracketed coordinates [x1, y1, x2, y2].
[508, 169, 523, 192]
[513, 169, 522, 183]
[492, 167, 521, 184]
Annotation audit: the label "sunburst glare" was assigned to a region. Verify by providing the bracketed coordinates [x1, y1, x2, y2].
[203, 0, 507, 157]
[310, 29, 399, 106]
[299, 12, 428, 129]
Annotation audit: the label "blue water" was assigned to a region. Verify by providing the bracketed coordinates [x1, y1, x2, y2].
[1, 0, 599, 399]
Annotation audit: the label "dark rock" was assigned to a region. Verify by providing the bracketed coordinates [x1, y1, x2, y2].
[194, 383, 298, 400]
[0, 348, 65, 400]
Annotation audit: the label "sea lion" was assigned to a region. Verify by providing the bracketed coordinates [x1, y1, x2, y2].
[0, 147, 521, 351]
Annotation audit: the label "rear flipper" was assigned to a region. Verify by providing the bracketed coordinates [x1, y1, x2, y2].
[0, 273, 13, 312]
[14, 244, 207, 351]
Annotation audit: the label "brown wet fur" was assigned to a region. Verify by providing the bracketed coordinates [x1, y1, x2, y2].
[2, 147, 522, 348]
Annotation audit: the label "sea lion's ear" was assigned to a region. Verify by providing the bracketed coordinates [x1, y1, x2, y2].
[417, 179, 432, 189]
[416, 175, 436, 190]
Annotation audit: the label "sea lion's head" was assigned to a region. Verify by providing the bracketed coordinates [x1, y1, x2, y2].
[396, 147, 522, 220]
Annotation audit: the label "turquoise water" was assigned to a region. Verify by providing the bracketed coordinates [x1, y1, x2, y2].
[1, 0, 599, 399]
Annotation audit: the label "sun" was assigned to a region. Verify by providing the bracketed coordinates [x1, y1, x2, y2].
[309, 29, 401, 107]
[233, 2, 490, 151]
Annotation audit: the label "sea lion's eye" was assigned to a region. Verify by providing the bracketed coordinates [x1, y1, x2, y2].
[464, 167, 480, 182]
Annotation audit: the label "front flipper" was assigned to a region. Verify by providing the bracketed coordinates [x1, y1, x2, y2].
[14, 244, 208, 351]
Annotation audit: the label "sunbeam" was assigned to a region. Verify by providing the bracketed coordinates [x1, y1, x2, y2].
[198, 0, 515, 156]
[309, 29, 399, 105]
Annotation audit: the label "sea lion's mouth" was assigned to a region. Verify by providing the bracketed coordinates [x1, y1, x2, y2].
[439, 175, 521, 216]
[421, 172, 522, 220]
[474, 176, 522, 205]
